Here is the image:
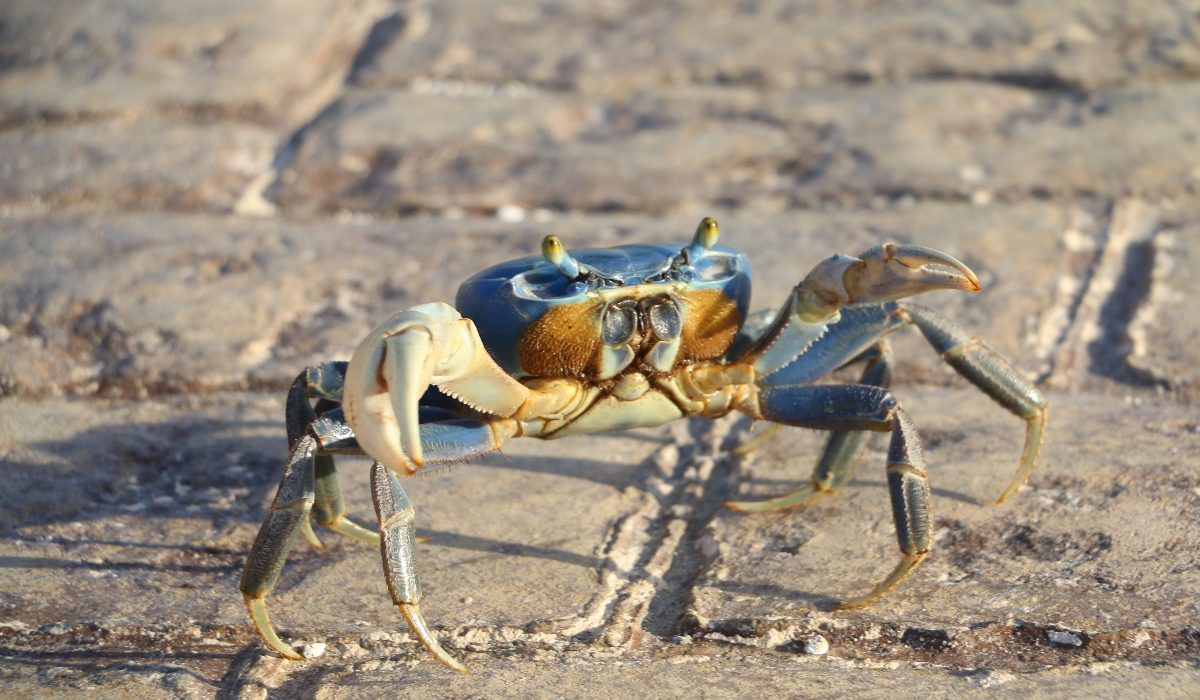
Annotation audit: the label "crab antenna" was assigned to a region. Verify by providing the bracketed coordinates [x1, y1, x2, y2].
[542, 235, 581, 278]
[685, 217, 720, 262]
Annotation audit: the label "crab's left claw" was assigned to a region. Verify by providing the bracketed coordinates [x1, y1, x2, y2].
[343, 302, 529, 475]
[802, 243, 979, 310]
[746, 244, 981, 377]
[849, 244, 979, 303]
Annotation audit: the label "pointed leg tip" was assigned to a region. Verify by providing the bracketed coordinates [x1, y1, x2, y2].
[244, 594, 307, 661]
[832, 594, 875, 611]
[399, 602, 468, 675]
[722, 498, 780, 513]
[722, 498, 777, 513]
[724, 486, 826, 513]
[301, 518, 326, 550]
[994, 485, 1022, 505]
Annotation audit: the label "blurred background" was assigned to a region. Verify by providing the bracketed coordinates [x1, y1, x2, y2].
[2, 1, 1200, 697]
[2, 0, 1199, 400]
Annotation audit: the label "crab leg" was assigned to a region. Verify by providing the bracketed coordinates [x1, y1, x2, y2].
[901, 303, 1048, 503]
[241, 405, 506, 664]
[370, 461, 470, 674]
[728, 340, 894, 511]
[756, 303, 906, 388]
[734, 382, 934, 605]
[240, 434, 317, 661]
[838, 408, 931, 608]
[285, 370, 378, 548]
[732, 303, 905, 457]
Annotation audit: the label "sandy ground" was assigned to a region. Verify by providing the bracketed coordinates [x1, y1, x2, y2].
[2, 1, 1199, 697]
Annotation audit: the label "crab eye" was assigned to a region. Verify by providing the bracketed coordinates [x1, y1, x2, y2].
[647, 299, 682, 341]
[602, 304, 636, 345]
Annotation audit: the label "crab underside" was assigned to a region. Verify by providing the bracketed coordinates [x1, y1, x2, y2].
[239, 219, 1046, 673]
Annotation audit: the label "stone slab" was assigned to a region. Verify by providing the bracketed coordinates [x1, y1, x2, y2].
[3, 0, 1200, 696]
[272, 81, 1200, 217]
[0, 203, 1071, 397]
[0, 0, 390, 128]
[3, 644, 1199, 699]
[356, 0, 1200, 92]
[0, 116, 277, 212]
[1, 392, 1197, 696]
[0, 393, 666, 691]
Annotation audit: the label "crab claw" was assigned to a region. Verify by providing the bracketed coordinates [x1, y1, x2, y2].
[847, 243, 980, 304]
[343, 302, 529, 475]
[800, 243, 979, 311]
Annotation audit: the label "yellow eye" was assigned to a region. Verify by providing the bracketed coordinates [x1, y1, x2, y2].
[541, 235, 564, 265]
[694, 217, 719, 250]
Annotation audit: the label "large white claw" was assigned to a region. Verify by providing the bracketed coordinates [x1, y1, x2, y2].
[343, 302, 530, 475]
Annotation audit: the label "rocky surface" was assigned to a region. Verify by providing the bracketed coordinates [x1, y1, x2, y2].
[2, 1, 1198, 697]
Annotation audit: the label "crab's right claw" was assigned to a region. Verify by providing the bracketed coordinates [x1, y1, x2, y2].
[343, 303, 530, 475]
[344, 317, 434, 474]
[845, 243, 980, 304]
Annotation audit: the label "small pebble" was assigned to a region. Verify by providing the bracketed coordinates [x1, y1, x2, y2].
[301, 643, 327, 659]
[496, 204, 525, 222]
[1047, 630, 1082, 647]
[802, 634, 829, 655]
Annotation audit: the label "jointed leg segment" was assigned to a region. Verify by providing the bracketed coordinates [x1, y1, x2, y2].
[240, 434, 317, 661]
[241, 365, 494, 670]
[730, 303, 1046, 607]
[286, 369, 379, 549]
[837, 408, 931, 608]
[370, 462, 469, 674]
[901, 303, 1047, 503]
[728, 341, 894, 512]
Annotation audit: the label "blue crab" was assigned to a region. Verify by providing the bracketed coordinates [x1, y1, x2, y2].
[240, 218, 1046, 673]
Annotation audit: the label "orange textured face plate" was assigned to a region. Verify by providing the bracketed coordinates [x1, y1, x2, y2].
[678, 287, 741, 362]
[516, 300, 605, 377]
[516, 286, 742, 377]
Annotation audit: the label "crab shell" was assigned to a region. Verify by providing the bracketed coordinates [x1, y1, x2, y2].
[456, 243, 752, 381]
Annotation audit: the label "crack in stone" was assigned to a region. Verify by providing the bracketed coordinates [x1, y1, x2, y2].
[1029, 201, 1109, 383]
[1041, 198, 1175, 392]
[233, 1, 408, 218]
[564, 416, 741, 651]
[1126, 229, 1182, 387]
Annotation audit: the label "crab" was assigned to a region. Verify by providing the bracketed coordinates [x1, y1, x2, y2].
[240, 218, 1046, 673]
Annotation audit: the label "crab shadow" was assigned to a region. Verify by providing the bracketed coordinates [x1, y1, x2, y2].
[0, 414, 637, 593]
[1, 415, 288, 532]
[0, 647, 230, 692]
